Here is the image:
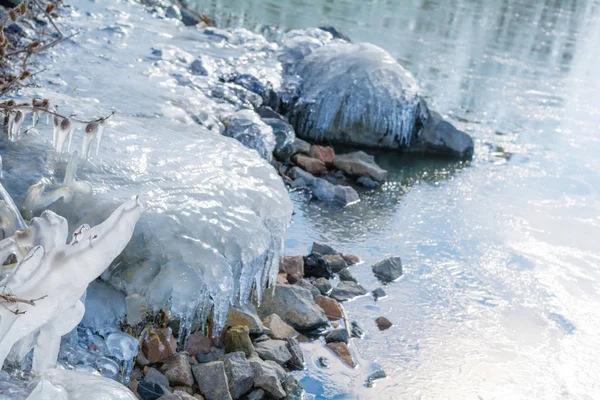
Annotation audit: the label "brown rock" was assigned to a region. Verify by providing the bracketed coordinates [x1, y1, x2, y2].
[142, 328, 178, 364]
[332, 151, 387, 182]
[341, 254, 360, 265]
[225, 305, 264, 334]
[279, 256, 304, 283]
[185, 332, 212, 355]
[160, 352, 194, 387]
[276, 272, 288, 284]
[223, 325, 255, 357]
[314, 295, 343, 321]
[309, 145, 335, 165]
[262, 314, 298, 340]
[326, 342, 355, 367]
[292, 153, 328, 175]
[376, 317, 393, 331]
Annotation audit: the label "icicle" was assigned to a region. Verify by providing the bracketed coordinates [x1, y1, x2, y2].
[55, 118, 74, 153]
[10, 111, 24, 141]
[7, 112, 15, 142]
[52, 115, 62, 149]
[82, 122, 98, 160]
[96, 122, 105, 156]
[0, 183, 26, 231]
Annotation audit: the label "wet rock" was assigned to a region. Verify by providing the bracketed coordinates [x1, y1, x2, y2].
[372, 256, 403, 283]
[314, 295, 343, 321]
[292, 153, 328, 175]
[311, 178, 359, 205]
[329, 281, 368, 302]
[333, 184, 360, 205]
[223, 110, 275, 162]
[144, 367, 170, 390]
[318, 26, 351, 41]
[180, 8, 202, 26]
[294, 279, 321, 298]
[258, 106, 287, 122]
[314, 277, 332, 295]
[357, 176, 380, 188]
[311, 242, 338, 256]
[264, 118, 296, 161]
[332, 151, 387, 182]
[245, 389, 266, 400]
[160, 353, 194, 388]
[372, 287, 387, 300]
[279, 256, 304, 284]
[322, 254, 348, 273]
[303, 254, 333, 279]
[230, 73, 276, 105]
[263, 314, 298, 340]
[412, 110, 474, 158]
[165, 5, 182, 20]
[253, 340, 292, 365]
[138, 380, 165, 400]
[326, 342, 355, 367]
[309, 145, 335, 165]
[366, 369, 387, 387]
[324, 329, 349, 344]
[341, 254, 360, 265]
[223, 352, 254, 399]
[283, 374, 303, 400]
[338, 268, 357, 283]
[290, 138, 311, 156]
[258, 285, 328, 331]
[185, 333, 212, 356]
[316, 356, 329, 368]
[142, 328, 178, 364]
[248, 356, 286, 398]
[196, 347, 225, 364]
[137, 352, 151, 366]
[192, 361, 233, 400]
[284, 338, 304, 370]
[376, 317, 393, 331]
[224, 326, 255, 357]
[226, 304, 265, 334]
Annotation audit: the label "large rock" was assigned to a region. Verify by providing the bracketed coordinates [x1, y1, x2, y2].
[226, 304, 264, 334]
[329, 281, 368, 302]
[258, 285, 328, 331]
[303, 254, 333, 279]
[223, 352, 254, 399]
[287, 42, 473, 158]
[292, 153, 328, 175]
[372, 256, 403, 283]
[253, 340, 292, 365]
[326, 342, 355, 368]
[185, 333, 212, 355]
[160, 353, 194, 387]
[314, 295, 343, 320]
[311, 242, 337, 256]
[279, 256, 304, 284]
[412, 110, 474, 158]
[263, 314, 298, 340]
[248, 356, 286, 398]
[192, 361, 233, 400]
[142, 328, 178, 364]
[223, 110, 275, 162]
[263, 118, 296, 161]
[332, 151, 387, 182]
[223, 325, 255, 357]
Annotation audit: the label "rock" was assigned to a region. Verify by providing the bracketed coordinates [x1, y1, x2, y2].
[314, 295, 343, 321]
[276, 273, 289, 284]
[290, 138, 311, 156]
[324, 329, 349, 344]
[294, 279, 321, 298]
[288, 167, 316, 185]
[142, 328, 178, 364]
[223, 326, 255, 357]
[248, 357, 286, 398]
[253, 334, 270, 344]
[264, 118, 296, 161]
[326, 342, 355, 368]
[279, 256, 304, 284]
[311, 178, 359, 205]
[258, 285, 328, 331]
[230, 74, 276, 105]
[329, 281, 368, 302]
[165, 5, 182, 20]
[376, 317, 393, 331]
[253, 340, 292, 365]
[160, 353, 194, 388]
[144, 367, 170, 390]
[292, 154, 328, 175]
[340, 254, 360, 265]
[174, 391, 198, 400]
[196, 347, 224, 364]
[314, 277, 332, 295]
[223, 352, 254, 399]
[284, 338, 304, 371]
[318, 26, 351, 41]
[257, 106, 287, 122]
[226, 304, 264, 334]
[333, 185, 360, 205]
[246, 389, 266, 400]
[180, 8, 202, 26]
[372, 287, 387, 300]
[372, 257, 403, 283]
[309, 145, 335, 165]
[283, 374, 303, 400]
[332, 151, 387, 182]
[338, 268, 357, 283]
[316, 356, 329, 368]
[263, 314, 298, 340]
[357, 176, 380, 188]
[190, 57, 212, 76]
[192, 361, 233, 400]
[137, 380, 165, 400]
[302, 254, 333, 279]
[223, 110, 275, 162]
[350, 321, 365, 338]
[311, 242, 337, 256]
[412, 110, 474, 158]
[137, 352, 150, 366]
[323, 254, 348, 273]
[366, 369, 387, 387]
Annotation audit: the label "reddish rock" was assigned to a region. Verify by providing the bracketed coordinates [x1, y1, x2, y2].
[185, 332, 213, 355]
[292, 154, 328, 175]
[309, 145, 335, 165]
[326, 342, 355, 367]
[279, 256, 304, 283]
[142, 328, 178, 364]
[341, 254, 360, 265]
[276, 272, 288, 284]
[314, 295, 343, 321]
[376, 316, 393, 331]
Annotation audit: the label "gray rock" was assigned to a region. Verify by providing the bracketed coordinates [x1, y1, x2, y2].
[311, 178, 359, 205]
[223, 110, 275, 162]
[316, 356, 329, 368]
[324, 329, 349, 344]
[338, 268, 357, 283]
[372, 287, 387, 300]
[248, 356, 286, 398]
[263, 314, 298, 340]
[334, 185, 360, 204]
[294, 279, 321, 298]
[245, 389, 266, 400]
[290, 138, 311, 156]
[253, 334, 270, 343]
[180, 8, 202, 26]
[314, 277, 332, 295]
[330, 281, 368, 302]
[332, 151, 387, 182]
[137, 380, 165, 400]
[283, 374, 303, 400]
[288, 167, 316, 185]
[144, 367, 170, 390]
[366, 369, 387, 387]
[284, 337, 304, 371]
[357, 176, 380, 188]
[413, 110, 474, 159]
[192, 361, 233, 400]
[190, 57, 211, 76]
[258, 285, 328, 331]
[257, 106, 287, 122]
[318, 26, 351, 42]
[263, 118, 296, 161]
[226, 304, 265, 334]
[372, 257, 403, 283]
[311, 242, 337, 256]
[321, 254, 348, 273]
[223, 352, 254, 399]
[160, 353, 194, 387]
[196, 347, 225, 363]
[253, 340, 292, 365]
[303, 254, 333, 279]
[350, 321, 365, 338]
[165, 5, 182, 20]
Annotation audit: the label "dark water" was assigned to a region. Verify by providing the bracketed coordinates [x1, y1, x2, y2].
[192, 0, 600, 398]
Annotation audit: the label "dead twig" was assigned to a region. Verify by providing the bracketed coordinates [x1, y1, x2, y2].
[32, 0, 63, 37]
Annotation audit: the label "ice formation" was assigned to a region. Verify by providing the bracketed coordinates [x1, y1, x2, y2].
[0, 196, 144, 371]
[27, 369, 137, 399]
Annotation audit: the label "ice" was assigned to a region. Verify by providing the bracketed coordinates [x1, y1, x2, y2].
[0, 197, 144, 371]
[80, 281, 126, 337]
[287, 42, 424, 149]
[105, 332, 138, 361]
[223, 110, 276, 162]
